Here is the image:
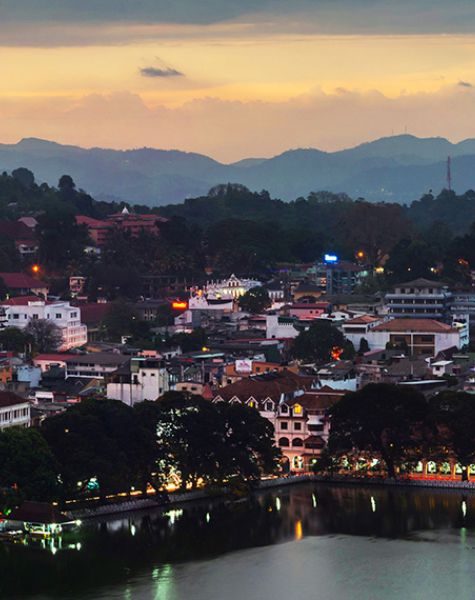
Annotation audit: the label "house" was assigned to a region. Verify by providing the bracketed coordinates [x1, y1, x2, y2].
[266, 315, 299, 339]
[65, 353, 129, 379]
[33, 353, 75, 373]
[0, 272, 49, 298]
[385, 278, 452, 320]
[0, 221, 38, 257]
[1, 297, 87, 350]
[288, 302, 330, 320]
[342, 315, 384, 348]
[315, 260, 367, 295]
[0, 391, 30, 430]
[365, 318, 463, 356]
[213, 374, 345, 471]
[76, 207, 167, 247]
[106, 356, 170, 405]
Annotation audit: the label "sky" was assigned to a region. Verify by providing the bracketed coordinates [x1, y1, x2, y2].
[3, 1, 475, 161]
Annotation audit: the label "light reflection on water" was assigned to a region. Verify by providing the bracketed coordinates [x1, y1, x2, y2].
[6, 483, 475, 599]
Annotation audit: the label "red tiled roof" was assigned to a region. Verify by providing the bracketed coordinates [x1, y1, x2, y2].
[290, 303, 330, 309]
[76, 215, 111, 228]
[0, 273, 47, 290]
[215, 370, 317, 402]
[34, 353, 74, 362]
[77, 303, 109, 325]
[372, 319, 456, 333]
[344, 315, 380, 325]
[1, 295, 49, 306]
[0, 391, 28, 408]
[0, 221, 36, 241]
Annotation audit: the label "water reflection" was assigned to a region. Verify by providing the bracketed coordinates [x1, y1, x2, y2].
[2, 483, 475, 598]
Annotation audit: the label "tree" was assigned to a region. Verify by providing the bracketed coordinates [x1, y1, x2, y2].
[11, 167, 35, 188]
[141, 393, 279, 490]
[358, 338, 370, 355]
[42, 399, 157, 499]
[58, 174, 75, 192]
[292, 320, 354, 363]
[171, 328, 208, 353]
[0, 428, 59, 503]
[239, 286, 271, 314]
[429, 391, 475, 481]
[101, 300, 141, 341]
[25, 319, 63, 352]
[329, 384, 428, 478]
[0, 328, 33, 353]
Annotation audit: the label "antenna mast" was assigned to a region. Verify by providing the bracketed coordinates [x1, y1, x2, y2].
[447, 155, 452, 191]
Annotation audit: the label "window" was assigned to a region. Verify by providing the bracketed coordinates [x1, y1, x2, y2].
[293, 404, 303, 416]
[294, 422, 302, 431]
[55, 313, 62, 319]
[292, 438, 303, 447]
[280, 404, 289, 414]
[278, 437, 289, 447]
[280, 421, 288, 430]
[32, 314, 39, 319]
[265, 401, 273, 411]
[13, 314, 19, 319]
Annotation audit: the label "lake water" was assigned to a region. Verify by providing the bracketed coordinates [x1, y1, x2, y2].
[2, 483, 475, 599]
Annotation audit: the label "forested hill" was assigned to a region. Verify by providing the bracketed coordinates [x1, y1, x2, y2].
[1, 171, 475, 287]
[1, 134, 475, 205]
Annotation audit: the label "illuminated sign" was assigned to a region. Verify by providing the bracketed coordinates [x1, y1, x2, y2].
[324, 254, 339, 264]
[172, 301, 188, 310]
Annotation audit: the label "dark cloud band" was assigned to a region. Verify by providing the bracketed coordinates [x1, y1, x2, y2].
[140, 67, 184, 78]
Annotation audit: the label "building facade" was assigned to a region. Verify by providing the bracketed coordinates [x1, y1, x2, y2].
[1, 298, 88, 350]
[106, 357, 170, 405]
[0, 391, 30, 430]
[385, 278, 452, 320]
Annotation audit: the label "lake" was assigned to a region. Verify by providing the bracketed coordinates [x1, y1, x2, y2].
[2, 483, 475, 599]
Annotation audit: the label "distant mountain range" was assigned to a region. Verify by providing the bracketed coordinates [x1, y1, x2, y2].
[0, 135, 474, 206]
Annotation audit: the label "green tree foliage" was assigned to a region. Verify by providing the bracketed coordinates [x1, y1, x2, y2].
[25, 319, 63, 352]
[101, 300, 143, 341]
[0, 428, 59, 502]
[42, 399, 157, 499]
[429, 391, 475, 481]
[238, 286, 271, 314]
[329, 384, 428, 478]
[0, 328, 33, 353]
[292, 321, 354, 363]
[171, 328, 208, 353]
[11, 167, 35, 188]
[143, 393, 279, 490]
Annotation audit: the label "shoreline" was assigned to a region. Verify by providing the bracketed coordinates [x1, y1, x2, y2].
[69, 473, 475, 520]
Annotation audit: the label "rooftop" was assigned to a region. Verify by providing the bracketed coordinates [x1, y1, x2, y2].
[372, 319, 456, 333]
[0, 391, 29, 408]
[0, 272, 48, 290]
[396, 278, 446, 289]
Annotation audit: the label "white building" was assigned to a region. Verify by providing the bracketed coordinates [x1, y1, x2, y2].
[0, 391, 30, 430]
[106, 357, 170, 406]
[364, 318, 463, 356]
[203, 274, 262, 299]
[1, 297, 88, 350]
[266, 315, 299, 339]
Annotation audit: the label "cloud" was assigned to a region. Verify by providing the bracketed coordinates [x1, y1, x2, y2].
[2, 84, 475, 162]
[140, 66, 184, 78]
[458, 80, 472, 87]
[3, 1, 475, 46]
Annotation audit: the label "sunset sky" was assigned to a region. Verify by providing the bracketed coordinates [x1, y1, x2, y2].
[3, 0, 475, 161]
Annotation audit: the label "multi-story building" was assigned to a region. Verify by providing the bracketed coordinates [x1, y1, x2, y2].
[315, 260, 367, 296]
[76, 207, 168, 247]
[364, 318, 464, 356]
[0, 391, 30, 430]
[65, 353, 129, 379]
[106, 356, 170, 405]
[202, 274, 262, 299]
[1, 297, 88, 350]
[0, 272, 49, 298]
[385, 278, 452, 320]
[213, 373, 346, 472]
